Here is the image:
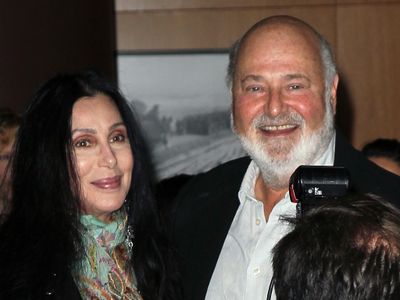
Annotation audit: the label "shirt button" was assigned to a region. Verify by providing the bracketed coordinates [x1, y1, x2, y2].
[256, 219, 261, 225]
[253, 267, 260, 275]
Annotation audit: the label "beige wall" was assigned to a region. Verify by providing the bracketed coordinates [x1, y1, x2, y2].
[116, 0, 400, 149]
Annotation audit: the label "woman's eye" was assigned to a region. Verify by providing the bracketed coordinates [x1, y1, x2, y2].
[110, 134, 126, 143]
[74, 139, 91, 148]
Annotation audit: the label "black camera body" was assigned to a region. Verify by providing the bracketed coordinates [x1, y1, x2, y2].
[289, 165, 351, 217]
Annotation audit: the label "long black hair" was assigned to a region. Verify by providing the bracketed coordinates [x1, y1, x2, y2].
[0, 71, 180, 299]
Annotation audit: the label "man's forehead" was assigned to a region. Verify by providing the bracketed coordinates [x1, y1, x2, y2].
[243, 22, 320, 51]
[240, 73, 311, 83]
[236, 23, 323, 72]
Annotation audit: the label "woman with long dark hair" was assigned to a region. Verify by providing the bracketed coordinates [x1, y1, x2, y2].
[0, 71, 180, 299]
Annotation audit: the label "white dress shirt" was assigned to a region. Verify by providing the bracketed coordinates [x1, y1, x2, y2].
[205, 135, 336, 300]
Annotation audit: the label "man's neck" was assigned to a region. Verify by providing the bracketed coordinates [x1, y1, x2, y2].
[254, 174, 287, 220]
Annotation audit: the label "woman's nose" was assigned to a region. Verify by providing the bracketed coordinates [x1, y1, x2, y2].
[98, 144, 117, 168]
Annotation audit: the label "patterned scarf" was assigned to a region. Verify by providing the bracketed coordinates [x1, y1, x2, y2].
[72, 210, 142, 299]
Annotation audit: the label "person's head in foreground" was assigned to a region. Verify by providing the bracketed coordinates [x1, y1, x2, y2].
[0, 71, 179, 299]
[362, 138, 400, 176]
[273, 193, 400, 300]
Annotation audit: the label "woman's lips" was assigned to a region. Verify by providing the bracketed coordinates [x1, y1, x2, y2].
[91, 176, 121, 189]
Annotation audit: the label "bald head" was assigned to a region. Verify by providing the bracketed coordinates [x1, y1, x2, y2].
[241, 15, 322, 43]
[227, 15, 336, 91]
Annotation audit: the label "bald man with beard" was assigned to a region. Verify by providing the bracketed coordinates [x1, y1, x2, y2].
[170, 15, 400, 300]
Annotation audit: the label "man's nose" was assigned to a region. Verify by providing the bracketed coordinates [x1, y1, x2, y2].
[264, 88, 285, 118]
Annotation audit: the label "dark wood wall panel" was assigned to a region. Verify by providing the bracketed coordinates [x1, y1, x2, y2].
[116, 0, 398, 11]
[337, 3, 400, 147]
[117, 7, 336, 51]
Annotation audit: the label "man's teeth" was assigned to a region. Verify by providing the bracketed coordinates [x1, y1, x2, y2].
[261, 124, 296, 131]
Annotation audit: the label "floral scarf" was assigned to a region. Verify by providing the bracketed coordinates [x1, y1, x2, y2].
[72, 210, 142, 300]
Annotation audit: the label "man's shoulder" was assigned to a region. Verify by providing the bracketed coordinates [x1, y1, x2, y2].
[198, 156, 251, 180]
[172, 157, 250, 213]
[184, 156, 251, 191]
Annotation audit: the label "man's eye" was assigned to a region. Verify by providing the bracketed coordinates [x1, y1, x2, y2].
[289, 84, 302, 90]
[246, 86, 262, 93]
[74, 140, 91, 148]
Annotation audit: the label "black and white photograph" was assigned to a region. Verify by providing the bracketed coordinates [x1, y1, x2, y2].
[118, 53, 245, 179]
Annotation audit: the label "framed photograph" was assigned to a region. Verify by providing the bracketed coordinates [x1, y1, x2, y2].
[117, 52, 245, 180]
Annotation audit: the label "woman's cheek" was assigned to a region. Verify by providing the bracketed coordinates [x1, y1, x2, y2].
[75, 155, 93, 178]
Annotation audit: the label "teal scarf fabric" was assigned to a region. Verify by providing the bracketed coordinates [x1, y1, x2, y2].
[72, 210, 142, 299]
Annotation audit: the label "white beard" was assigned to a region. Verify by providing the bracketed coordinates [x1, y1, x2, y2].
[234, 100, 335, 190]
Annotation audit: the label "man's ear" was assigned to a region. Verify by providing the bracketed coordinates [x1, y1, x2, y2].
[330, 74, 339, 114]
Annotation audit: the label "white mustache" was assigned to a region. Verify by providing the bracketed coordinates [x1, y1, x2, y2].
[252, 113, 304, 130]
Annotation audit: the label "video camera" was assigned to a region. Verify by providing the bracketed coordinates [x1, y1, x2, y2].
[289, 165, 351, 217]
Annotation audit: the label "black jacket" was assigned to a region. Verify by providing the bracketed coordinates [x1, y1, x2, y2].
[171, 132, 400, 300]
